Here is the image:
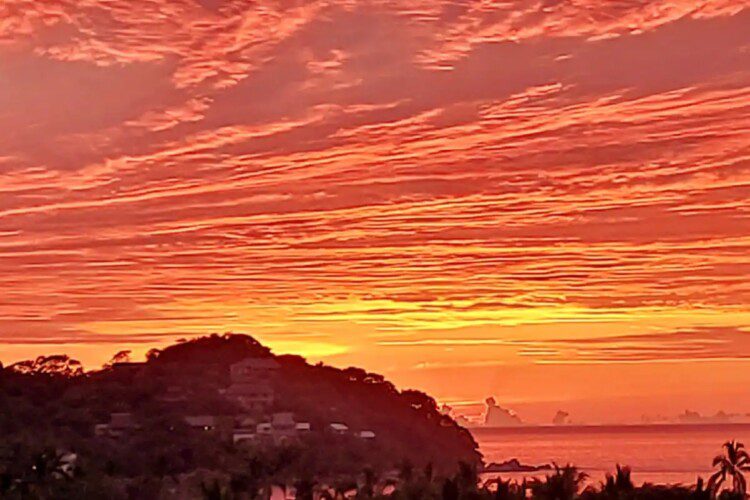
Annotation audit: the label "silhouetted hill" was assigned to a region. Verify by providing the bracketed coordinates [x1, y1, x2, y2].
[149, 334, 273, 365]
[0, 334, 480, 496]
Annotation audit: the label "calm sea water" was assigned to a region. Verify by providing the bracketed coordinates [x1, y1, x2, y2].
[472, 424, 750, 486]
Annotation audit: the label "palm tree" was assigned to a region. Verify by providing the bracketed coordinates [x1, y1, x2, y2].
[601, 465, 634, 497]
[708, 440, 750, 497]
[693, 477, 713, 500]
[530, 464, 588, 500]
[331, 478, 357, 499]
[293, 478, 316, 500]
[441, 477, 459, 500]
[358, 467, 379, 499]
[455, 460, 480, 494]
[488, 477, 527, 500]
[398, 460, 415, 484]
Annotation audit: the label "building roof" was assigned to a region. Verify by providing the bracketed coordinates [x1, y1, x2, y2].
[236, 415, 256, 427]
[233, 429, 256, 436]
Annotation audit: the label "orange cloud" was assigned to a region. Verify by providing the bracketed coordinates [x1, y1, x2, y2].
[515, 327, 750, 363]
[1, 0, 750, 420]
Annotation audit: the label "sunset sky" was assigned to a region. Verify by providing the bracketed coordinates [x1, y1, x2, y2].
[2, 0, 750, 424]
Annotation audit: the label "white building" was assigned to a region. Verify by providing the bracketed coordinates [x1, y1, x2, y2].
[329, 423, 349, 435]
[295, 422, 311, 433]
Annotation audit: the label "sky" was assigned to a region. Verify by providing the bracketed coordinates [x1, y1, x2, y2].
[1, 0, 750, 424]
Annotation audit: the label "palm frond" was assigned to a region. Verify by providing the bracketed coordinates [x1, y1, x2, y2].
[708, 470, 726, 492]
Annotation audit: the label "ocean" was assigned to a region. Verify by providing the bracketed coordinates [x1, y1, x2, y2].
[472, 423, 750, 486]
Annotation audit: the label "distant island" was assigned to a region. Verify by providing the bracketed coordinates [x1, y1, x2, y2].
[0, 334, 480, 498]
[483, 459, 552, 473]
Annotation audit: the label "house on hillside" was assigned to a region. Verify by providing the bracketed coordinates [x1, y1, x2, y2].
[94, 412, 140, 438]
[328, 423, 349, 435]
[358, 430, 376, 440]
[184, 415, 233, 440]
[233, 428, 256, 445]
[230, 357, 279, 381]
[254, 412, 301, 444]
[158, 384, 188, 403]
[225, 381, 274, 411]
[256, 422, 273, 436]
[232, 415, 258, 445]
[295, 422, 311, 433]
[225, 357, 279, 411]
[271, 412, 296, 441]
[184, 415, 216, 431]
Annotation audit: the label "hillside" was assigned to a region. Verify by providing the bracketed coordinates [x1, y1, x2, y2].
[0, 334, 480, 498]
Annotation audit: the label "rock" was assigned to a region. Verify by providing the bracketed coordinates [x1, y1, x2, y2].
[483, 459, 553, 473]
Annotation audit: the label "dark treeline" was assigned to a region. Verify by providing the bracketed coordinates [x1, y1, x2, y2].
[1, 451, 749, 499]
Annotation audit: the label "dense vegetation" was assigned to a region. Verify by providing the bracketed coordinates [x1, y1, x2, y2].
[0, 334, 480, 498]
[0, 446, 748, 499]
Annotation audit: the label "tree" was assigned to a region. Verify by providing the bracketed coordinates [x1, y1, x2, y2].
[146, 348, 162, 362]
[600, 465, 634, 497]
[201, 479, 233, 500]
[455, 460, 480, 495]
[693, 477, 713, 500]
[7, 355, 84, 378]
[441, 478, 459, 500]
[293, 478, 316, 500]
[358, 467, 378, 499]
[104, 350, 132, 369]
[490, 478, 527, 500]
[708, 441, 749, 497]
[531, 464, 588, 500]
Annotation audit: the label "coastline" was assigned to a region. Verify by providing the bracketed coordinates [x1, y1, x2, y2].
[472, 422, 750, 486]
[470, 422, 750, 433]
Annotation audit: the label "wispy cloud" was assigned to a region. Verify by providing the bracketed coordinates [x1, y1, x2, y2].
[0, 1, 749, 389]
[515, 327, 750, 363]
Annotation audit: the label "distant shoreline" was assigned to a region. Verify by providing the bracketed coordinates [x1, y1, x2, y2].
[470, 422, 750, 434]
